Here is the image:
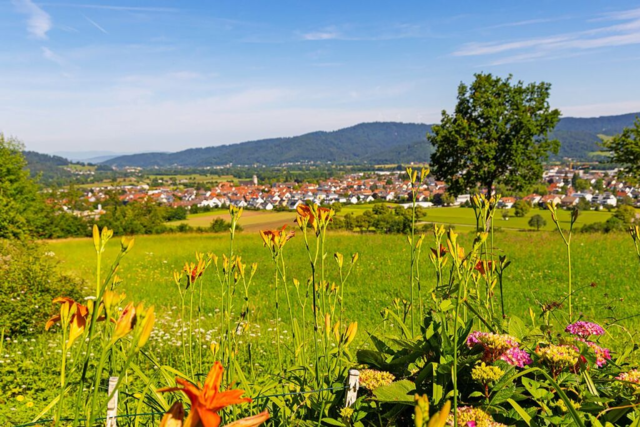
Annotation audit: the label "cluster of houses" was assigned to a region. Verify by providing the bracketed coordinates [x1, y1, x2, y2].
[496, 166, 637, 210]
[61, 166, 640, 219]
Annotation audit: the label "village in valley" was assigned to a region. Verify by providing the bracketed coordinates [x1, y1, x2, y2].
[58, 163, 638, 223]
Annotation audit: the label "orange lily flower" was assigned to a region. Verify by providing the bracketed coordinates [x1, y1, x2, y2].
[45, 297, 89, 331]
[260, 225, 295, 251]
[430, 245, 448, 258]
[296, 204, 315, 225]
[159, 401, 268, 427]
[474, 260, 494, 275]
[184, 260, 206, 284]
[295, 204, 332, 232]
[160, 362, 254, 427]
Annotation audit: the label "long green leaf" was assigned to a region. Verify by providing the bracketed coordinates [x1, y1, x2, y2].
[507, 398, 532, 426]
[384, 309, 412, 339]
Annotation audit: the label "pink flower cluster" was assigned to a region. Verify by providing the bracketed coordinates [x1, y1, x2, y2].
[466, 331, 531, 368]
[565, 321, 605, 338]
[499, 347, 533, 368]
[576, 338, 611, 367]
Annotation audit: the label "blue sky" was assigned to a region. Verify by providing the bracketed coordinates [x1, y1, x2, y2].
[2, 0, 640, 153]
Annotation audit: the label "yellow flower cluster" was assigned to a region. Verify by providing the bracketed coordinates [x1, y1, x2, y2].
[616, 369, 640, 390]
[339, 407, 354, 419]
[447, 406, 506, 426]
[535, 345, 579, 370]
[359, 369, 395, 390]
[554, 399, 581, 413]
[471, 363, 504, 384]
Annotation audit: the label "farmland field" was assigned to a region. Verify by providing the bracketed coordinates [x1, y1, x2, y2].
[171, 209, 298, 232]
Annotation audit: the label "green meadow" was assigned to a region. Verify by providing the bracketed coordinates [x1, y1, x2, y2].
[50, 229, 640, 337]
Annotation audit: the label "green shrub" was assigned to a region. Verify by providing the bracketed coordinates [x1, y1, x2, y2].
[0, 240, 85, 336]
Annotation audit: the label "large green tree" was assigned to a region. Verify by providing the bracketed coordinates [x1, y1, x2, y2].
[602, 117, 640, 180]
[0, 134, 41, 239]
[428, 73, 561, 195]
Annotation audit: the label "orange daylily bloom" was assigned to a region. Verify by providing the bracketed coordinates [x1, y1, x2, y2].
[259, 225, 295, 250]
[159, 401, 268, 427]
[430, 245, 448, 258]
[160, 362, 253, 427]
[45, 297, 90, 331]
[184, 260, 206, 284]
[474, 260, 494, 276]
[296, 204, 315, 225]
[295, 204, 332, 230]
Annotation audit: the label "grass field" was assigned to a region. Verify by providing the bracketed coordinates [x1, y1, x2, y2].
[146, 174, 238, 184]
[49, 228, 640, 337]
[421, 206, 615, 231]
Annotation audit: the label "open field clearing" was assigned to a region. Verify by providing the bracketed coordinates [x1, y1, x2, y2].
[170, 210, 298, 232]
[421, 206, 616, 231]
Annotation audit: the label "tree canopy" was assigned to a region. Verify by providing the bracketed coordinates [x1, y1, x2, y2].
[428, 73, 561, 195]
[602, 117, 640, 180]
[0, 135, 41, 239]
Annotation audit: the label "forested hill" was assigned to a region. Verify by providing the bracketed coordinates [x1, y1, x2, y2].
[104, 113, 640, 168]
[23, 151, 76, 181]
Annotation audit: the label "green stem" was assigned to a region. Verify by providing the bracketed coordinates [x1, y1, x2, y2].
[410, 186, 417, 337]
[274, 267, 282, 372]
[87, 347, 110, 427]
[567, 242, 572, 322]
[55, 329, 68, 424]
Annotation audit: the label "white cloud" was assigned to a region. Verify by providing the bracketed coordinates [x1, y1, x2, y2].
[453, 8, 640, 62]
[299, 23, 429, 42]
[83, 15, 108, 34]
[301, 27, 340, 41]
[0, 83, 438, 152]
[41, 47, 64, 65]
[40, 3, 178, 13]
[12, 0, 52, 39]
[484, 17, 570, 30]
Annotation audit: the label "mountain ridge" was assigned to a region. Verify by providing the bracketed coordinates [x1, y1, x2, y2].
[103, 113, 640, 168]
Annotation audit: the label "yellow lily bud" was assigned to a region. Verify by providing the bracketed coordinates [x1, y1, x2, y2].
[103, 290, 126, 318]
[121, 236, 135, 253]
[414, 394, 429, 427]
[111, 302, 136, 344]
[351, 253, 359, 265]
[333, 321, 341, 342]
[324, 313, 331, 336]
[136, 306, 155, 350]
[210, 342, 220, 357]
[334, 253, 344, 269]
[427, 401, 450, 427]
[344, 322, 358, 346]
[92, 224, 100, 252]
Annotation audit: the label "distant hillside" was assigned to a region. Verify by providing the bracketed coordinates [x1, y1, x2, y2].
[23, 151, 76, 181]
[52, 150, 129, 162]
[104, 113, 640, 168]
